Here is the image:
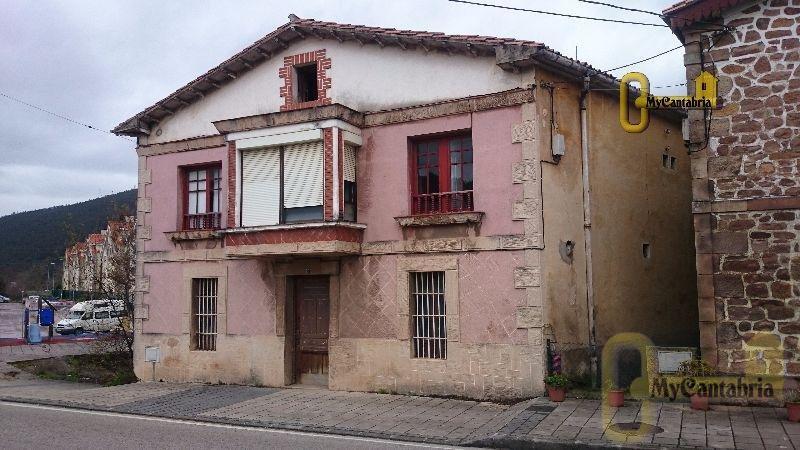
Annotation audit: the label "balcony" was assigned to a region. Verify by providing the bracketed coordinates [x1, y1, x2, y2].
[411, 190, 474, 216]
[184, 212, 222, 231]
[222, 222, 365, 257]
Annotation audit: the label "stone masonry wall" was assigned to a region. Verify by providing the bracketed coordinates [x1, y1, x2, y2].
[683, 0, 800, 376]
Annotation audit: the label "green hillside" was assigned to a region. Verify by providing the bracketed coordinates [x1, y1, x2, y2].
[0, 189, 137, 294]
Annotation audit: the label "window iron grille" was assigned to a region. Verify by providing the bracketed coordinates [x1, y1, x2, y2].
[411, 271, 446, 359]
[192, 278, 218, 351]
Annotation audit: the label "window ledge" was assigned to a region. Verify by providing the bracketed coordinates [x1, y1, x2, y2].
[395, 212, 484, 228]
[221, 221, 366, 234]
[165, 229, 221, 242]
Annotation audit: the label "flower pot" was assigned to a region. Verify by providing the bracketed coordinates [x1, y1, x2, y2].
[547, 386, 566, 402]
[690, 393, 709, 411]
[788, 402, 800, 422]
[607, 389, 625, 407]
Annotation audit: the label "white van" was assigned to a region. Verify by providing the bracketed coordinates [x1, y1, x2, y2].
[55, 299, 127, 334]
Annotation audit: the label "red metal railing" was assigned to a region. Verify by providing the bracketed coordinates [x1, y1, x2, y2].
[411, 191, 474, 215]
[184, 212, 222, 231]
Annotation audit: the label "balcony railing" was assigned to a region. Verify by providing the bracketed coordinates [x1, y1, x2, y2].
[411, 190, 474, 215]
[184, 212, 222, 231]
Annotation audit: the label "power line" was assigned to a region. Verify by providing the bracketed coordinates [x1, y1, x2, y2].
[0, 91, 134, 142]
[577, 0, 662, 17]
[447, 0, 670, 27]
[603, 44, 684, 73]
[577, 0, 734, 31]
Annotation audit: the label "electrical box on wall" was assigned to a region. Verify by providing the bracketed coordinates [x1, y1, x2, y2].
[553, 133, 566, 157]
[144, 346, 161, 363]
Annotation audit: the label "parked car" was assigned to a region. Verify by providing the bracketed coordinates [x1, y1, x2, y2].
[55, 299, 127, 334]
[0, 295, 9, 303]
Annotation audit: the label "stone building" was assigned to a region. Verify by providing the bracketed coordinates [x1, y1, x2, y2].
[113, 17, 697, 399]
[665, 0, 799, 375]
[63, 217, 135, 294]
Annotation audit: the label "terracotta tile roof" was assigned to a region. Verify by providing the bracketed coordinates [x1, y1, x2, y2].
[87, 233, 104, 244]
[662, 0, 746, 30]
[113, 16, 613, 136]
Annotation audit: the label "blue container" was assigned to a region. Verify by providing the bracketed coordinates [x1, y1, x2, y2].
[28, 324, 42, 344]
[40, 308, 54, 326]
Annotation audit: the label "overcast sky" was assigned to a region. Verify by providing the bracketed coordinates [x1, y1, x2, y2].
[0, 0, 685, 217]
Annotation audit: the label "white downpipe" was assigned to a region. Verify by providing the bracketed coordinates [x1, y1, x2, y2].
[580, 77, 597, 384]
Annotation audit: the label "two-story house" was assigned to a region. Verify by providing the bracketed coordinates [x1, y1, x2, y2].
[114, 16, 698, 400]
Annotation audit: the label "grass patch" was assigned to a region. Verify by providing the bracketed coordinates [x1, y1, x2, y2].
[10, 352, 136, 386]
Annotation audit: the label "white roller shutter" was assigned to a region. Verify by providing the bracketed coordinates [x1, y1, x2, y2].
[241, 148, 280, 226]
[344, 144, 357, 182]
[284, 141, 323, 208]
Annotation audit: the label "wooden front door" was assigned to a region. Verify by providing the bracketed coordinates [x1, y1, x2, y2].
[294, 276, 329, 385]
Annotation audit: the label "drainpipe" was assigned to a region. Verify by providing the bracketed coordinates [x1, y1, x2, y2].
[579, 76, 598, 387]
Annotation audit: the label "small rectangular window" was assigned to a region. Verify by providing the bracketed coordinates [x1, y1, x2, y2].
[295, 63, 318, 103]
[642, 243, 651, 259]
[662, 154, 669, 168]
[192, 278, 218, 351]
[411, 272, 446, 359]
[669, 156, 677, 170]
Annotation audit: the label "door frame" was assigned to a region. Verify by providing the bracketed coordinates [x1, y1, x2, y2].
[276, 260, 340, 387]
[288, 274, 331, 385]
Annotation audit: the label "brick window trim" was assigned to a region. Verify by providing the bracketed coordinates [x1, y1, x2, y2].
[279, 49, 332, 112]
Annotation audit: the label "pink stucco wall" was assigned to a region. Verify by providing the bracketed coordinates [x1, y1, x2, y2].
[144, 146, 227, 252]
[358, 107, 524, 243]
[142, 259, 276, 336]
[338, 252, 526, 344]
[142, 262, 183, 335]
[458, 250, 527, 345]
[226, 259, 276, 335]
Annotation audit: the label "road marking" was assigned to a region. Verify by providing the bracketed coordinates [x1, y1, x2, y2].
[1, 401, 459, 448]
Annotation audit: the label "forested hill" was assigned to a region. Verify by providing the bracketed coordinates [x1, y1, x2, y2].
[0, 189, 136, 291]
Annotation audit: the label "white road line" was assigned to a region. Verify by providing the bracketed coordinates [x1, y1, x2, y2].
[1, 401, 460, 449]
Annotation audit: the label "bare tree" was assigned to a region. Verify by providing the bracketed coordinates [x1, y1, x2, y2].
[94, 217, 136, 356]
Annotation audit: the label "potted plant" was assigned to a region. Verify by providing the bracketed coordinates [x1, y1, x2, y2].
[786, 389, 800, 423]
[544, 374, 569, 402]
[677, 358, 717, 411]
[606, 381, 625, 407]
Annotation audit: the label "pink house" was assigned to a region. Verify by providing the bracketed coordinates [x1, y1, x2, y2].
[114, 16, 698, 400]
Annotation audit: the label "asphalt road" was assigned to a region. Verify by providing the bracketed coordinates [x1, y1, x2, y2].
[0, 401, 456, 450]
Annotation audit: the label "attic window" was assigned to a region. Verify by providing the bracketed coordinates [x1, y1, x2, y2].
[295, 63, 318, 103]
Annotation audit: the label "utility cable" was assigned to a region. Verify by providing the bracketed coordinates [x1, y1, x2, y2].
[447, 0, 670, 27]
[0, 91, 134, 142]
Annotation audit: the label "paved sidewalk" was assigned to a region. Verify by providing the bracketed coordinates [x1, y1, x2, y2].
[0, 376, 799, 449]
[1, 339, 799, 450]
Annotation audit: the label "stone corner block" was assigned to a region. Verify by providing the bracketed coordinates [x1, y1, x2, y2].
[134, 304, 149, 320]
[511, 160, 539, 184]
[137, 197, 152, 213]
[514, 267, 541, 288]
[512, 199, 542, 220]
[137, 224, 152, 240]
[516, 306, 542, 329]
[511, 121, 536, 143]
[135, 275, 151, 293]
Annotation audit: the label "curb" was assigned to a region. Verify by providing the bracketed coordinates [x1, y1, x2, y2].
[0, 396, 462, 447]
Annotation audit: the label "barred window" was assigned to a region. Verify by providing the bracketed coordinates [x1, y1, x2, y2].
[192, 278, 218, 351]
[411, 271, 446, 359]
